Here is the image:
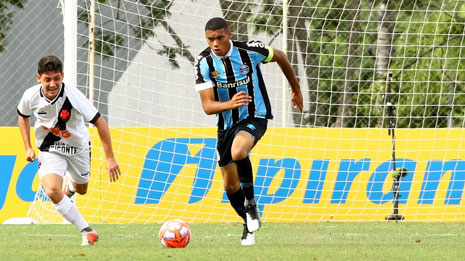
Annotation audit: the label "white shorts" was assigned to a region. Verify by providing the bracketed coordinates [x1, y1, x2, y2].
[38, 150, 90, 184]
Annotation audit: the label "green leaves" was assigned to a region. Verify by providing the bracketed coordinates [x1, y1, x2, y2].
[0, 0, 26, 53]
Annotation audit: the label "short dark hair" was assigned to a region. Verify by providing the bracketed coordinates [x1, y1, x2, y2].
[38, 55, 63, 75]
[205, 17, 229, 31]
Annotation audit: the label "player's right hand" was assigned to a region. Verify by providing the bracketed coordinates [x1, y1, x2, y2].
[26, 148, 36, 162]
[106, 157, 121, 182]
[229, 91, 252, 109]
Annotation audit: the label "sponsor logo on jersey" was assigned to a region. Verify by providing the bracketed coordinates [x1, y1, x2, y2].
[239, 64, 249, 75]
[216, 76, 250, 88]
[246, 40, 265, 48]
[80, 172, 89, 177]
[49, 142, 78, 154]
[211, 71, 220, 79]
[42, 126, 71, 138]
[38, 111, 47, 115]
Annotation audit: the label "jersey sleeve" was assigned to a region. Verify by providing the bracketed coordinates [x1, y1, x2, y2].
[244, 40, 274, 64]
[194, 54, 214, 92]
[65, 84, 100, 123]
[17, 90, 32, 118]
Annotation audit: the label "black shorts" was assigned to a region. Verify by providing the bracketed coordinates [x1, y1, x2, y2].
[216, 118, 268, 167]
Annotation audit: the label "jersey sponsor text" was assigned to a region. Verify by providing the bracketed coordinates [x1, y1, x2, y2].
[216, 76, 250, 88]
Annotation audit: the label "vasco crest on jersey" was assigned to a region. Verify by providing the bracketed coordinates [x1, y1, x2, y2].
[60, 109, 71, 121]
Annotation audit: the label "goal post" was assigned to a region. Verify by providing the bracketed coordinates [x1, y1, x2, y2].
[26, 0, 465, 224]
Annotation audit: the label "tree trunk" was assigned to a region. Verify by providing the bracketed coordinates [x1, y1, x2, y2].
[288, 0, 322, 127]
[375, 2, 395, 78]
[332, 2, 362, 127]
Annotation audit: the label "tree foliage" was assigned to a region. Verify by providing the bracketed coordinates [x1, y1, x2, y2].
[0, 0, 27, 53]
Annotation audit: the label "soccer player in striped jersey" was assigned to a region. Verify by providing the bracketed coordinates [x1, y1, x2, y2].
[17, 55, 121, 246]
[194, 17, 303, 245]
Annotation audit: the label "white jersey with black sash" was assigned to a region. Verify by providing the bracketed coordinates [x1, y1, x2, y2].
[194, 40, 274, 130]
[17, 82, 100, 155]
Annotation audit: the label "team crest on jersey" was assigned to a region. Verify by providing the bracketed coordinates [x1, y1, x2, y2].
[239, 64, 249, 75]
[211, 71, 220, 79]
[60, 109, 70, 121]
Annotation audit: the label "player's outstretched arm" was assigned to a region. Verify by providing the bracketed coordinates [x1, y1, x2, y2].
[18, 115, 36, 162]
[93, 115, 121, 182]
[270, 48, 304, 112]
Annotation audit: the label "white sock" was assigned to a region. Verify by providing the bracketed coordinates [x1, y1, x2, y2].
[54, 196, 88, 231]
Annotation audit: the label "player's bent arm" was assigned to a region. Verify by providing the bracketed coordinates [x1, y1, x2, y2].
[199, 88, 251, 115]
[18, 115, 36, 162]
[270, 48, 304, 112]
[93, 115, 121, 182]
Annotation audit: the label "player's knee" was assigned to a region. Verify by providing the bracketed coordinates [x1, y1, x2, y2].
[223, 182, 240, 194]
[231, 149, 248, 161]
[46, 189, 62, 203]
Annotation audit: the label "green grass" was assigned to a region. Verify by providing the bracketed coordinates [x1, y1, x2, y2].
[0, 222, 464, 260]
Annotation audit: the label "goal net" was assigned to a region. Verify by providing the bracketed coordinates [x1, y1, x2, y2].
[26, 0, 465, 223]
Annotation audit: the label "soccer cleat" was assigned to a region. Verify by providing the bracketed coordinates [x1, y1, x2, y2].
[245, 204, 261, 232]
[241, 224, 255, 246]
[81, 230, 99, 246]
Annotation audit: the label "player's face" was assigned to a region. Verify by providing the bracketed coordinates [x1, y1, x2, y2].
[37, 71, 64, 100]
[205, 28, 232, 56]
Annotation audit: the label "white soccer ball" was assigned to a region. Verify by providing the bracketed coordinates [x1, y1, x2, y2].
[158, 219, 191, 248]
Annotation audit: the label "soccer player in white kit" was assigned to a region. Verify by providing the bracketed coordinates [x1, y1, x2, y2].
[17, 55, 121, 246]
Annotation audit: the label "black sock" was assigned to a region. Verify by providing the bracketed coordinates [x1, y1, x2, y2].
[226, 189, 246, 221]
[236, 157, 255, 201]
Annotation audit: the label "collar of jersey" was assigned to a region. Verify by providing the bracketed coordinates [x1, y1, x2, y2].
[212, 40, 233, 59]
[39, 82, 65, 105]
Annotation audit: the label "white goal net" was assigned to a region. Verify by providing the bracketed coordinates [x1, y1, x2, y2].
[22, 0, 465, 223]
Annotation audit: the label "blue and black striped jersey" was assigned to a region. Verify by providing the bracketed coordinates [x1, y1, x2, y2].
[194, 40, 274, 130]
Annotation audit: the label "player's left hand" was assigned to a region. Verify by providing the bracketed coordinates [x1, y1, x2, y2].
[106, 157, 121, 182]
[290, 90, 303, 112]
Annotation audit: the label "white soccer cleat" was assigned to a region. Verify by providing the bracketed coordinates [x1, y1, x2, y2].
[241, 224, 255, 246]
[81, 230, 99, 246]
[245, 204, 261, 232]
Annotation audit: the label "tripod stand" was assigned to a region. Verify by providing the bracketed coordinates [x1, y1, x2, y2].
[385, 73, 407, 221]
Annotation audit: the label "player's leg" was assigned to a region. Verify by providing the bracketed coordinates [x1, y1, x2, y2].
[231, 132, 261, 232]
[220, 163, 246, 222]
[64, 180, 88, 198]
[217, 128, 247, 222]
[231, 118, 268, 232]
[231, 131, 255, 204]
[66, 150, 99, 246]
[220, 164, 255, 246]
[38, 152, 95, 245]
[217, 128, 254, 244]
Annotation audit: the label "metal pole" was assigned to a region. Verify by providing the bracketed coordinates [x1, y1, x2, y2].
[63, 0, 77, 87]
[281, 0, 288, 127]
[89, 0, 95, 106]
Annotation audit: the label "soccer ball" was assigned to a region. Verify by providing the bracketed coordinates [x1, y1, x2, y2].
[158, 219, 191, 248]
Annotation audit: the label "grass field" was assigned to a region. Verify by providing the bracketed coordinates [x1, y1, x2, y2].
[0, 222, 464, 260]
